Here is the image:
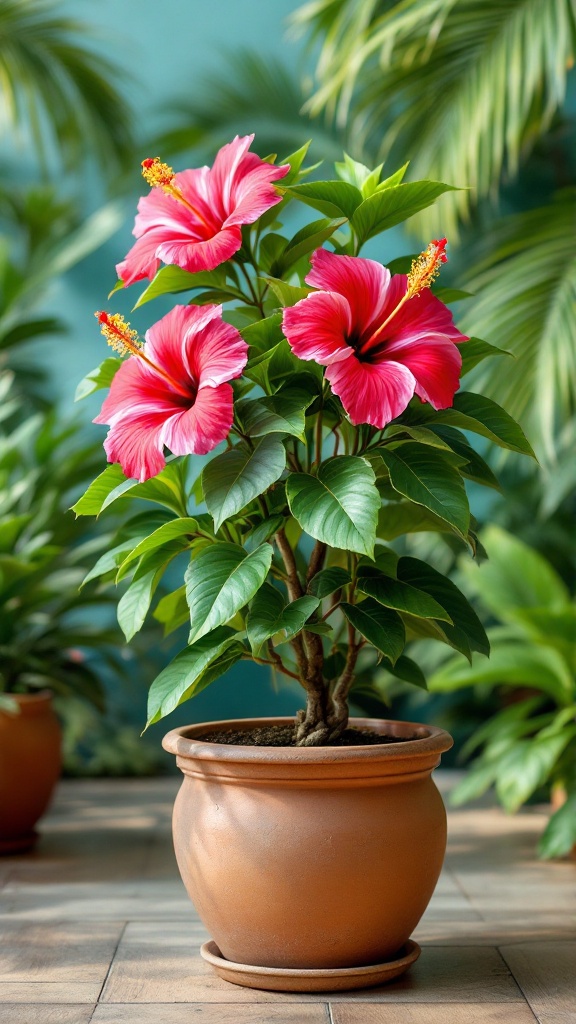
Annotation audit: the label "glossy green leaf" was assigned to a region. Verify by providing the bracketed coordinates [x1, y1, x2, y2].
[381, 654, 427, 690]
[357, 571, 452, 622]
[430, 393, 535, 456]
[146, 627, 243, 725]
[133, 265, 229, 308]
[341, 598, 405, 664]
[379, 443, 470, 537]
[284, 180, 363, 219]
[398, 556, 490, 658]
[286, 456, 380, 557]
[240, 312, 284, 352]
[351, 181, 459, 245]
[202, 437, 286, 532]
[272, 217, 346, 275]
[186, 542, 273, 643]
[116, 517, 198, 581]
[377, 501, 455, 540]
[308, 566, 352, 599]
[458, 337, 510, 375]
[153, 585, 189, 636]
[238, 388, 314, 440]
[428, 426, 500, 490]
[74, 358, 122, 402]
[264, 277, 311, 307]
[246, 583, 319, 654]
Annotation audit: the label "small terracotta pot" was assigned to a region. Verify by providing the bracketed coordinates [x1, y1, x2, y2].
[0, 691, 62, 854]
[163, 715, 452, 973]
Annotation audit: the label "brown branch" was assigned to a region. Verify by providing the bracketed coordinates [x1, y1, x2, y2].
[306, 540, 327, 586]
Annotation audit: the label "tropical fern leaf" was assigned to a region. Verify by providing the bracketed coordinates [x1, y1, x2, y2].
[462, 190, 576, 459]
[0, 0, 134, 174]
[294, 0, 576, 236]
[152, 50, 345, 163]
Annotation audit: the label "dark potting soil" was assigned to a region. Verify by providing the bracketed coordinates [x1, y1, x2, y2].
[196, 724, 416, 747]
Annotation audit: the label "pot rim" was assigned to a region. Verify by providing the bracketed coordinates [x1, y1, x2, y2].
[1, 690, 54, 715]
[162, 715, 453, 766]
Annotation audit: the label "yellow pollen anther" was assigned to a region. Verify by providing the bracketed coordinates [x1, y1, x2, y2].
[406, 238, 448, 300]
[141, 157, 175, 189]
[95, 311, 142, 357]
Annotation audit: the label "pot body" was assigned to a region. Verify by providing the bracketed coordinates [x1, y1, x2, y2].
[0, 692, 62, 853]
[163, 716, 453, 969]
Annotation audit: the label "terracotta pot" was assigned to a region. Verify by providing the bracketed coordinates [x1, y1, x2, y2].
[163, 715, 452, 972]
[0, 691, 62, 854]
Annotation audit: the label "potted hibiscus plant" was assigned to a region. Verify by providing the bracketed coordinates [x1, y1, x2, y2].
[75, 137, 534, 990]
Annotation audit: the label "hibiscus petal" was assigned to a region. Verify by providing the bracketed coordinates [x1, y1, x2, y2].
[225, 161, 290, 227]
[93, 358, 178, 424]
[306, 249, 391, 333]
[326, 356, 416, 428]
[133, 187, 204, 238]
[116, 229, 166, 286]
[144, 305, 222, 387]
[156, 224, 242, 274]
[101, 407, 170, 482]
[386, 282, 468, 343]
[384, 333, 463, 409]
[188, 319, 248, 389]
[283, 291, 353, 365]
[161, 383, 234, 457]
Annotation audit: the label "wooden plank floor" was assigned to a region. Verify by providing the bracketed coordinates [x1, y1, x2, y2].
[0, 775, 574, 1023]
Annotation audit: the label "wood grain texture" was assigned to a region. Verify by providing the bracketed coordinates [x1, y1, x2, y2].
[92, 1005, 330, 1023]
[0, 921, 124, 982]
[330, 1004, 540, 1023]
[101, 944, 522, 1004]
[499, 944, 576, 1015]
[0, 984, 100, 1004]
[0, 1008, 94, 1024]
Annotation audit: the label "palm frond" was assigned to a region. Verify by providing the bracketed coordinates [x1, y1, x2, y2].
[294, 0, 576, 235]
[152, 50, 345, 164]
[462, 190, 576, 459]
[0, 0, 134, 174]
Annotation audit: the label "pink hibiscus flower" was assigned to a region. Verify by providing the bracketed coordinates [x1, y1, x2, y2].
[282, 243, 467, 429]
[94, 305, 248, 482]
[117, 136, 290, 286]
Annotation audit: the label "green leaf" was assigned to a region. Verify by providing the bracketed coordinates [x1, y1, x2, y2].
[496, 732, 576, 813]
[264, 277, 312, 307]
[153, 585, 189, 636]
[381, 654, 427, 690]
[246, 584, 319, 654]
[377, 501, 455, 540]
[272, 217, 346, 275]
[351, 181, 459, 245]
[460, 525, 570, 618]
[308, 566, 351, 599]
[429, 426, 500, 490]
[357, 571, 453, 623]
[117, 548, 177, 642]
[539, 792, 576, 859]
[379, 442, 470, 537]
[133, 265, 229, 308]
[430, 393, 535, 457]
[146, 627, 243, 725]
[202, 437, 286, 532]
[186, 542, 273, 643]
[398, 556, 490, 658]
[74, 358, 122, 402]
[429, 642, 573, 706]
[238, 388, 314, 441]
[283, 180, 363, 219]
[458, 337, 510, 376]
[116, 517, 198, 581]
[341, 599, 405, 664]
[335, 153, 384, 195]
[240, 313, 284, 352]
[72, 464, 129, 516]
[286, 456, 380, 557]
[272, 596, 321, 647]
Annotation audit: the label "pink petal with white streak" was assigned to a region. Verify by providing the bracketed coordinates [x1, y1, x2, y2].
[282, 291, 352, 365]
[326, 356, 417, 428]
[161, 384, 235, 457]
[306, 249, 391, 333]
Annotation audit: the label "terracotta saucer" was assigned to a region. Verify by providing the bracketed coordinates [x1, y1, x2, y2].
[200, 938, 421, 992]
